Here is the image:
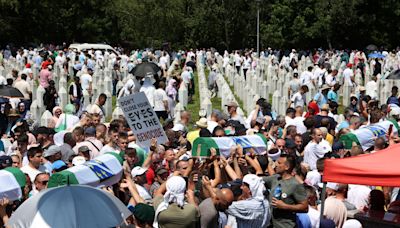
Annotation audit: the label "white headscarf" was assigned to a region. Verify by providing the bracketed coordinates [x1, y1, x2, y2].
[243, 174, 266, 201]
[153, 176, 186, 228]
[343, 219, 362, 228]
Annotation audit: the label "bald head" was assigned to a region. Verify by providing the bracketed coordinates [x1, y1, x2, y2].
[215, 188, 234, 211]
[180, 111, 190, 124]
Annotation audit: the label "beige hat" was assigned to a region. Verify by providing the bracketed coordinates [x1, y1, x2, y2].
[225, 101, 238, 107]
[359, 86, 366, 91]
[195, 118, 208, 128]
[321, 104, 330, 111]
[321, 84, 331, 91]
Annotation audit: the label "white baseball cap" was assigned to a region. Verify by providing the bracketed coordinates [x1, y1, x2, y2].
[131, 166, 148, 177]
[72, 156, 86, 166]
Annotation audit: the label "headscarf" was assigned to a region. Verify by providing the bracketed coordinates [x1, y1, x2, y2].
[17, 102, 27, 118]
[118, 79, 135, 98]
[49, 106, 62, 129]
[243, 174, 266, 201]
[166, 79, 177, 98]
[320, 196, 347, 228]
[305, 101, 320, 118]
[154, 176, 186, 228]
[52, 106, 62, 116]
[343, 219, 362, 228]
[64, 104, 75, 114]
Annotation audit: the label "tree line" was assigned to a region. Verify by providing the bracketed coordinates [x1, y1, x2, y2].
[1, 0, 399, 51]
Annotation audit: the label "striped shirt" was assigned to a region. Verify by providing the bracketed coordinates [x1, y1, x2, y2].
[226, 198, 270, 228]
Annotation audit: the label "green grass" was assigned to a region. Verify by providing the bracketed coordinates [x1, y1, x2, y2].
[187, 71, 201, 131]
[204, 68, 222, 112]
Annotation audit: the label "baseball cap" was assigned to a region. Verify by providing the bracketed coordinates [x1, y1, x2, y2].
[0, 156, 12, 169]
[78, 146, 91, 153]
[52, 160, 67, 170]
[390, 107, 400, 116]
[43, 145, 61, 158]
[155, 167, 168, 176]
[131, 166, 148, 177]
[217, 179, 243, 197]
[285, 139, 296, 149]
[129, 203, 155, 223]
[172, 124, 185, 132]
[84, 127, 96, 136]
[319, 182, 339, 191]
[225, 101, 238, 107]
[72, 156, 86, 166]
[332, 141, 345, 151]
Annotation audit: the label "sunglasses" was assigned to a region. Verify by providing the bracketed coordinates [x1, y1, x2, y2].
[39, 180, 49, 185]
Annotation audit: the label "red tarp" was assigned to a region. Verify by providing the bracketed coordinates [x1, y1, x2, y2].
[323, 143, 400, 187]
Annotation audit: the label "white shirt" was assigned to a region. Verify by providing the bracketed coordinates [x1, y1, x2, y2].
[307, 206, 320, 228]
[347, 185, 371, 210]
[235, 54, 242, 67]
[55, 55, 65, 66]
[0, 75, 6, 85]
[99, 144, 120, 155]
[14, 80, 31, 99]
[140, 84, 156, 107]
[159, 56, 168, 69]
[325, 74, 336, 87]
[291, 91, 305, 108]
[80, 73, 92, 92]
[207, 120, 219, 133]
[365, 80, 378, 99]
[303, 140, 331, 170]
[136, 184, 152, 201]
[285, 116, 307, 134]
[300, 71, 313, 85]
[56, 113, 80, 131]
[20, 165, 47, 182]
[181, 70, 191, 85]
[343, 68, 354, 86]
[153, 88, 168, 111]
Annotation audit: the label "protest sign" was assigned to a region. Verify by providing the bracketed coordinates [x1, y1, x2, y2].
[118, 92, 168, 148]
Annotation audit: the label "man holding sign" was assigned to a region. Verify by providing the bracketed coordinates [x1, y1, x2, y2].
[118, 92, 168, 148]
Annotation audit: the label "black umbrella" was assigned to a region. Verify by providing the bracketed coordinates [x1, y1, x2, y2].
[386, 69, 400, 80]
[129, 62, 161, 80]
[0, 85, 24, 98]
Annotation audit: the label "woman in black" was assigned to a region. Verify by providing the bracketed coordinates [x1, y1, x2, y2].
[43, 80, 58, 111]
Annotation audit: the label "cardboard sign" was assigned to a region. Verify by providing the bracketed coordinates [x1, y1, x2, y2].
[118, 92, 168, 148]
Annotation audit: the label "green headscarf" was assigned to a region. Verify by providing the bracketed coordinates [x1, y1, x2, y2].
[64, 104, 75, 114]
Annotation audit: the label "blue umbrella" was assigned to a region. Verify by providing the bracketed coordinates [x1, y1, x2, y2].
[368, 53, 385, 59]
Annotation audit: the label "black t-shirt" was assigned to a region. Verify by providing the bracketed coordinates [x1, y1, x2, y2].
[313, 114, 337, 132]
[301, 131, 312, 146]
[68, 83, 83, 101]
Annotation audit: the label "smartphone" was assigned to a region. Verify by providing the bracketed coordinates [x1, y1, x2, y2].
[388, 124, 393, 137]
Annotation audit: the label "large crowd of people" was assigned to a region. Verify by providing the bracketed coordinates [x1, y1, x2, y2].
[1, 45, 400, 227]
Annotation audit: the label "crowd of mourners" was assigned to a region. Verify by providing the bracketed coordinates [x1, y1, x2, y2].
[1, 45, 400, 228]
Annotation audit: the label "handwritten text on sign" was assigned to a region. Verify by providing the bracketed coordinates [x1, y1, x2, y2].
[118, 92, 168, 147]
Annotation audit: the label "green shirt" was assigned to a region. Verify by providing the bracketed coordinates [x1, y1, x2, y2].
[153, 196, 200, 228]
[263, 175, 307, 228]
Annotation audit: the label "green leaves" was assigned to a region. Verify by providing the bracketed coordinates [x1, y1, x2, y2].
[0, 0, 399, 49]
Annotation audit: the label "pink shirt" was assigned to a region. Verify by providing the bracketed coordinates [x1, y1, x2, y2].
[39, 69, 52, 88]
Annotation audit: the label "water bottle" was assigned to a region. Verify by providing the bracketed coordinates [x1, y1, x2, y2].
[274, 183, 282, 200]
